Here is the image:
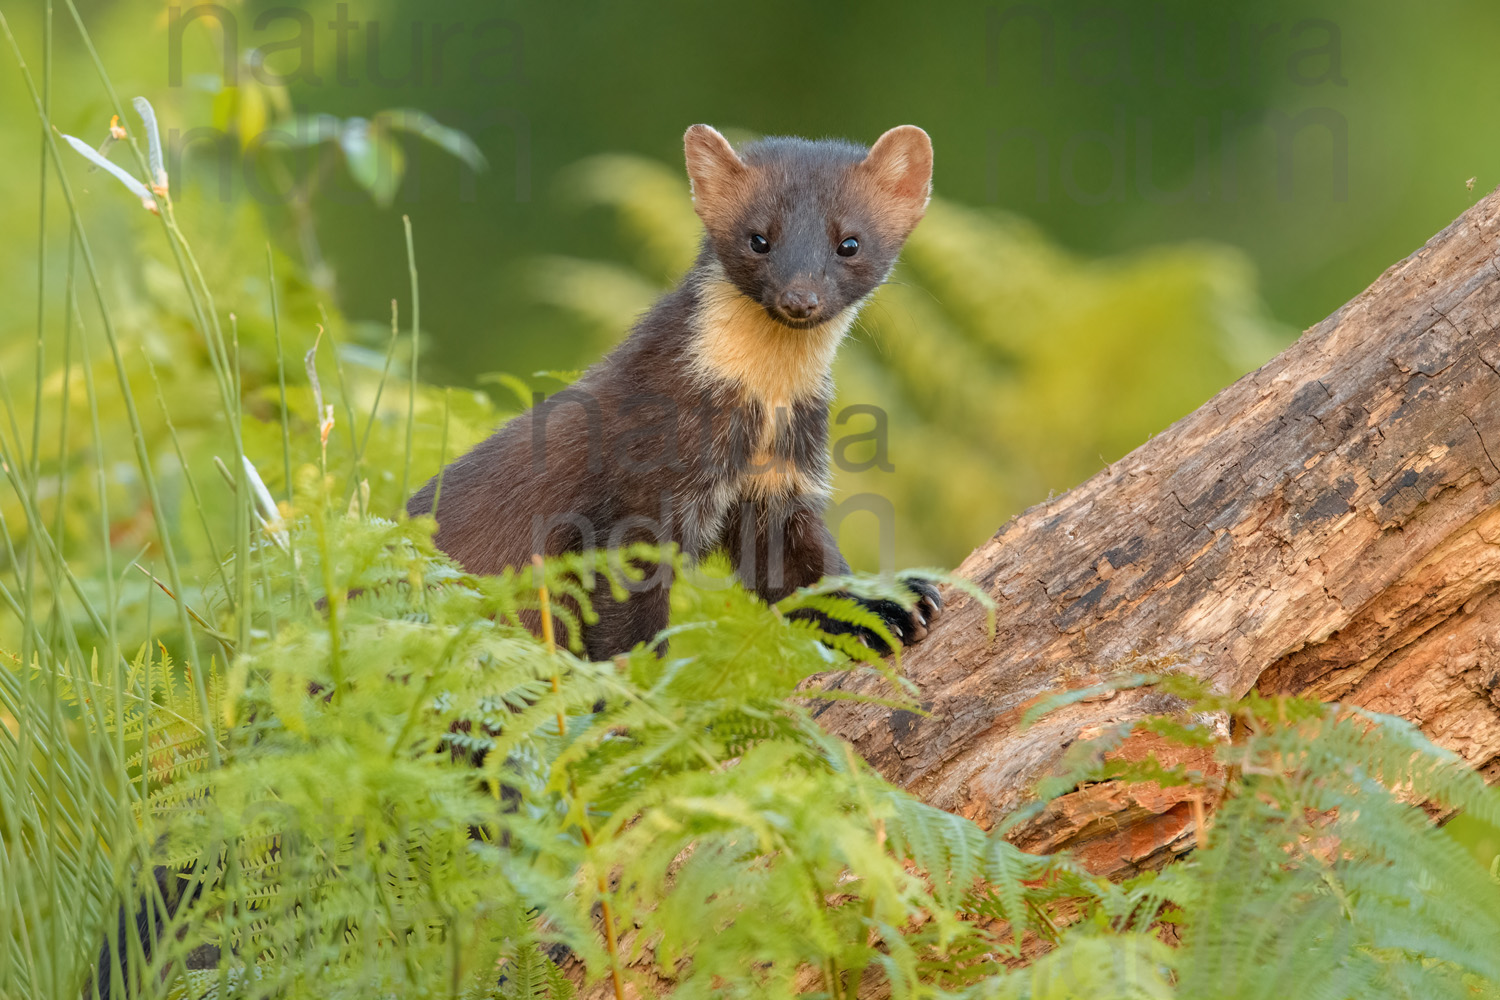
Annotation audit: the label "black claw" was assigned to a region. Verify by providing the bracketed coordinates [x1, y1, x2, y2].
[800, 578, 946, 657]
[900, 579, 943, 640]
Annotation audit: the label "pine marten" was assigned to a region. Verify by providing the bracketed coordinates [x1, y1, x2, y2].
[407, 124, 941, 658]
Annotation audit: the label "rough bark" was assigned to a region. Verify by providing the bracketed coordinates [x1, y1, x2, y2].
[812, 186, 1500, 876]
[572, 191, 1500, 998]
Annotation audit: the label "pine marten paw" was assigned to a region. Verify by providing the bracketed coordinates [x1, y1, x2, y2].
[848, 577, 943, 655]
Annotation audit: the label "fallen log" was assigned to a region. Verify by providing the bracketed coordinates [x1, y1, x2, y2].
[814, 186, 1500, 877]
[572, 189, 1500, 998]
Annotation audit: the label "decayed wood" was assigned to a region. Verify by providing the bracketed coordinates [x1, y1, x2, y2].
[812, 186, 1500, 876]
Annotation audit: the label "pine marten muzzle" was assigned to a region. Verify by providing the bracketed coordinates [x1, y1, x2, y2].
[407, 124, 941, 657]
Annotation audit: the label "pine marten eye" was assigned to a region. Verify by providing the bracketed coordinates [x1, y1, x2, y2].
[837, 237, 859, 257]
[749, 233, 770, 253]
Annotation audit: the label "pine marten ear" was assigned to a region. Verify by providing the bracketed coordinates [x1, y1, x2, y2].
[856, 125, 933, 235]
[684, 124, 749, 231]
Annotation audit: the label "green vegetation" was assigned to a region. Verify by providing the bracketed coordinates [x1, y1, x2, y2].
[4, 8, 1500, 1000]
[8, 462, 1500, 997]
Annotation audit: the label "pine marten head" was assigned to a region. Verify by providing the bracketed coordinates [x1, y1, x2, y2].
[683, 124, 932, 330]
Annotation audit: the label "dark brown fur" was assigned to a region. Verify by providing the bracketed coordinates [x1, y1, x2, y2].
[408, 125, 941, 658]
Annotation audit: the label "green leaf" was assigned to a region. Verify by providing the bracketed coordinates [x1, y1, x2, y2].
[277, 112, 343, 148]
[375, 107, 489, 173]
[338, 116, 405, 207]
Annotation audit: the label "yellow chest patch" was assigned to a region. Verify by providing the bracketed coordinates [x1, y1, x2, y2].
[687, 264, 860, 503]
[686, 264, 856, 415]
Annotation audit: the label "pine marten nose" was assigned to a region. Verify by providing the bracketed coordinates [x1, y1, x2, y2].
[776, 288, 820, 321]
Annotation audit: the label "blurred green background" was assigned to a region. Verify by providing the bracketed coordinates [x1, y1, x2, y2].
[3, 0, 1499, 575]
